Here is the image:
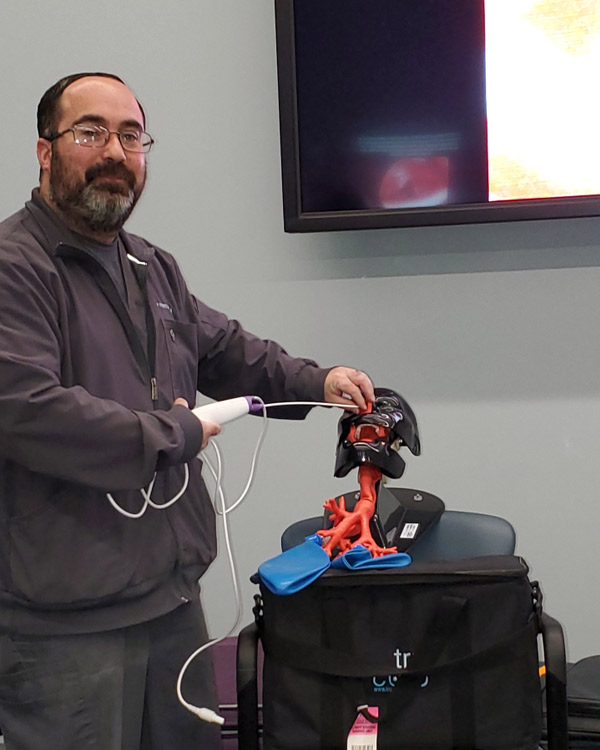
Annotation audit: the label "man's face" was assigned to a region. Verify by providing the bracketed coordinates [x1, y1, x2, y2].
[39, 77, 147, 238]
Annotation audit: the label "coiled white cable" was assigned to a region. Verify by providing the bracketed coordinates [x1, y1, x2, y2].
[106, 400, 350, 518]
[106, 463, 190, 517]
[107, 398, 358, 723]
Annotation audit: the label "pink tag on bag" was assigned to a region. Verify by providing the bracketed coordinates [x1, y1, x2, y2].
[347, 705, 379, 750]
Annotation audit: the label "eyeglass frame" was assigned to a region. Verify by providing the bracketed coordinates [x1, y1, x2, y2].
[44, 123, 155, 154]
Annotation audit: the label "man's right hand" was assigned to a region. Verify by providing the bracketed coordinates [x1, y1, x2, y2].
[174, 398, 221, 450]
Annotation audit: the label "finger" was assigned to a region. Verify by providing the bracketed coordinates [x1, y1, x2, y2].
[338, 370, 374, 410]
[340, 381, 368, 411]
[350, 370, 375, 404]
[173, 397, 189, 408]
[327, 375, 367, 410]
[324, 367, 374, 411]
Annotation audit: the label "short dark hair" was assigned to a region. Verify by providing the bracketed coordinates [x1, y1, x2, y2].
[37, 72, 146, 138]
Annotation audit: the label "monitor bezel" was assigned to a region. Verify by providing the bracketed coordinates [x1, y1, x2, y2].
[274, 0, 600, 233]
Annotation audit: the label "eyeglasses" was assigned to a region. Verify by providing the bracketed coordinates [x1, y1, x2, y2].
[46, 124, 154, 153]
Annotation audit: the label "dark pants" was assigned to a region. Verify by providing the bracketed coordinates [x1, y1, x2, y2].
[0, 601, 222, 750]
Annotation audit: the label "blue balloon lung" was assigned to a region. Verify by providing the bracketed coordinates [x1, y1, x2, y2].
[331, 544, 412, 570]
[258, 536, 412, 595]
[258, 535, 331, 595]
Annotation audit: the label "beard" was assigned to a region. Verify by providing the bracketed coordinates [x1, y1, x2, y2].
[49, 150, 146, 236]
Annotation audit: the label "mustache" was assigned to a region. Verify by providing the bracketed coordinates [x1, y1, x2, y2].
[85, 162, 136, 191]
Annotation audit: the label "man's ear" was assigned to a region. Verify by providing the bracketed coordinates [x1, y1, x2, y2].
[37, 138, 52, 173]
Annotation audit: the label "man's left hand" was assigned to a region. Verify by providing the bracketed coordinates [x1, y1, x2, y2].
[323, 367, 375, 411]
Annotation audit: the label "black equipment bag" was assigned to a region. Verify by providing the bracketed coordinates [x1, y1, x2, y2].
[256, 555, 543, 750]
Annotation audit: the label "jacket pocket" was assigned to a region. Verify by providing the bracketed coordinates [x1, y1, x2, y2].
[8, 486, 178, 607]
[160, 319, 199, 404]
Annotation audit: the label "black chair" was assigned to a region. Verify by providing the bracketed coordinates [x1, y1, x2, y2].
[280, 508, 516, 561]
[237, 503, 568, 750]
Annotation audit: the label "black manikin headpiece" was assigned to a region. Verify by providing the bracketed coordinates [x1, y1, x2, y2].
[334, 388, 421, 479]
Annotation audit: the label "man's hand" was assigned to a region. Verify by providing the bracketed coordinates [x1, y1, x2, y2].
[323, 367, 375, 411]
[174, 398, 221, 450]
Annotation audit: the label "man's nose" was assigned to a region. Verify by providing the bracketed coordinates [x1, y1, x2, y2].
[101, 132, 127, 160]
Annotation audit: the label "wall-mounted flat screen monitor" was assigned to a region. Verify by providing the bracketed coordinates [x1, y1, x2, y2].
[275, 0, 600, 232]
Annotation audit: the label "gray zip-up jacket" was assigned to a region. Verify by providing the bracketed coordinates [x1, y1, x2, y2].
[0, 192, 328, 634]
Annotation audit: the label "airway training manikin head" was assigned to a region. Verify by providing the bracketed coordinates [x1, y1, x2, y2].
[333, 388, 421, 479]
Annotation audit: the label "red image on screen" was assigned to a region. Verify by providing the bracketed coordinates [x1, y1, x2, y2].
[378, 156, 451, 209]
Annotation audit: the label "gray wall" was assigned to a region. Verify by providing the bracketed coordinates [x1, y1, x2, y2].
[2, 1, 600, 661]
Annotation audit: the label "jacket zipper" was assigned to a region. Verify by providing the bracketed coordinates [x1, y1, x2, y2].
[129, 253, 159, 408]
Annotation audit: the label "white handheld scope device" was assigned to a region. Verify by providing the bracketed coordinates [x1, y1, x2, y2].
[192, 396, 264, 425]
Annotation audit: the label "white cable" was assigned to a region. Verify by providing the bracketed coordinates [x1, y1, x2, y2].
[215, 397, 269, 515]
[203, 449, 227, 515]
[106, 475, 155, 518]
[264, 401, 359, 410]
[140, 473, 157, 503]
[176, 440, 246, 725]
[176, 398, 357, 723]
[147, 463, 189, 509]
[106, 466, 189, 518]
[208, 400, 356, 516]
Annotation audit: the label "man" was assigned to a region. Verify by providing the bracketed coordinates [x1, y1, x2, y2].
[0, 72, 374, 749]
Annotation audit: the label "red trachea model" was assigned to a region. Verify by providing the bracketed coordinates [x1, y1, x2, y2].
[319, 388, 422, 560]
[318, 407, 397, 559]
[319, 463, 396, 559]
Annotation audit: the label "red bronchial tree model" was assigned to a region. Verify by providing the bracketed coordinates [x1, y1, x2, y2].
[317, 390, 422, 560]
[319, 451, 395, 559]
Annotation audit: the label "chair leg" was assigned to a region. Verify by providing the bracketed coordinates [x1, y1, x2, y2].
[540, 612, 568, 750]
[237, 622, 260, 750]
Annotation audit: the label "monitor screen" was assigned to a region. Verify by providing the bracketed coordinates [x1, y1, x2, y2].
[275, 0, 600, 232]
